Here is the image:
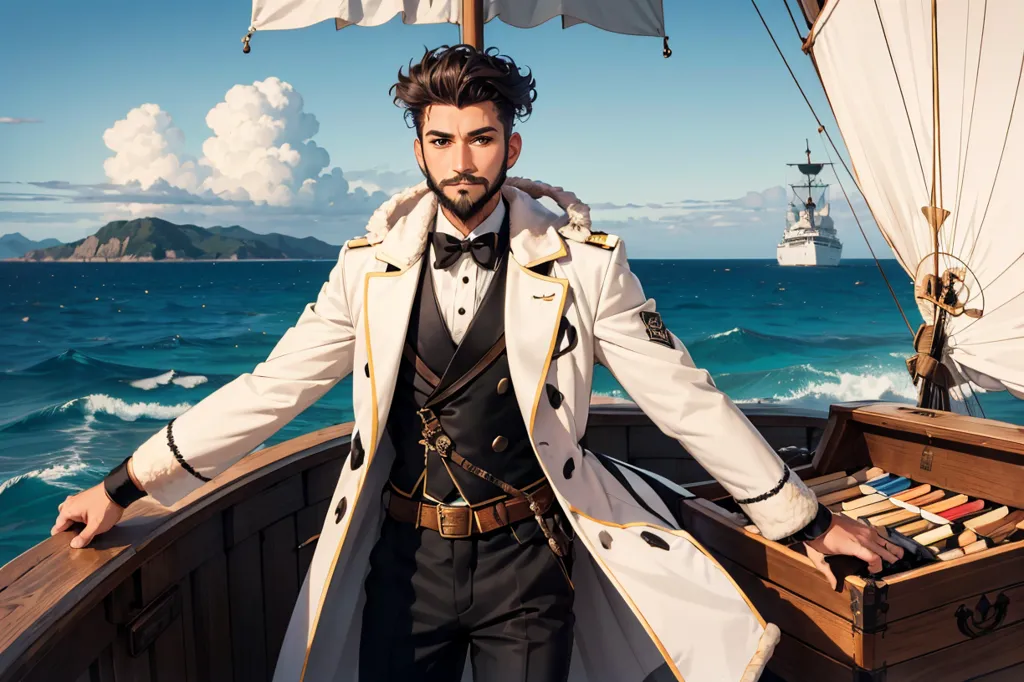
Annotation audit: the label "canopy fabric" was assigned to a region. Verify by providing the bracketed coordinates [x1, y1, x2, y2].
[250, 0, 665, 38]
[808, 0, 1024, 401]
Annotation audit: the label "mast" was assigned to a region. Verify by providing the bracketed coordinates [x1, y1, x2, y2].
[917, 0, 952, 412]
[787, 139, 829, 232]
[461, 0, 484, 49]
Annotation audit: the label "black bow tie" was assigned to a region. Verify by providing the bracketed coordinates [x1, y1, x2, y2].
[432, 231, 503, 270]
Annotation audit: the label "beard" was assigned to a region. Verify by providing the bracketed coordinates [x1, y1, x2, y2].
[421, 152, 508, 223]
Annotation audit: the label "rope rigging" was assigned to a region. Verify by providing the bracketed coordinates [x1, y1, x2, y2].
[750, 0, 915, 338]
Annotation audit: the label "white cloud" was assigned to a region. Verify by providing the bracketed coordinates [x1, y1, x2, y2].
[100, 78, 375, 215]
[0, 117, 42, 124]
[733, 185, 789, 210]
[102, 104, 206, 192]
[344, 167, 424, 196]
[200, 78, 346, 207]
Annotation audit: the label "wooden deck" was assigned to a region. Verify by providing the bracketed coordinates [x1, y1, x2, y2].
[0, 402, 827, 682]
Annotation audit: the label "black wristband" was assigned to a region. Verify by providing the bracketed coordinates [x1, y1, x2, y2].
[793, 503, 835, 543]
[103, 455, 147, 509]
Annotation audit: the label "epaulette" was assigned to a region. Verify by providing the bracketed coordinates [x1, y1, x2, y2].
[583, 231, 619, 250]
[346, 237, 373, 249]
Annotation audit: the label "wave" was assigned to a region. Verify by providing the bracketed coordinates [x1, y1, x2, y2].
[61, 394, 192, 422]
[173, 374, 209, 388]
[769, 368, 917, 403]
[593, 364, 918, 410]
[16, 349, 145, 378]
[0, 458, 88, 497]
[3, 349, 215, 393]
[687, 326, 904, 362]
[2, 394, 192, 433]
[131, 370, 208, 390]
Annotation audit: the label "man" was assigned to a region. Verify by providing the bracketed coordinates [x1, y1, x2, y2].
[53, 45, 901, 682]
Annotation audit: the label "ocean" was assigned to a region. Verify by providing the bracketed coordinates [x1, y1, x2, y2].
[1, 259, 1020, 566]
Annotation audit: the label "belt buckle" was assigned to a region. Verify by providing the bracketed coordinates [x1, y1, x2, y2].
[436, 504, 472, 539]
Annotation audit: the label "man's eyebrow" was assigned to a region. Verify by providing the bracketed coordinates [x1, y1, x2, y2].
[423, 126, 498, 139]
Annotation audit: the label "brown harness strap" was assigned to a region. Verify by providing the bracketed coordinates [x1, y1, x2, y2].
[425, 335, 507, 408]
[403, 343, 442, 389]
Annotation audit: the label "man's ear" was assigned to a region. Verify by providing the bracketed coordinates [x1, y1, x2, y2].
[413, 137, 425, 174]
[506, 132, 523, 170]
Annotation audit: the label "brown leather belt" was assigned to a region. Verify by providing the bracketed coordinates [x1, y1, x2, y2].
[387, 484, 555, 539]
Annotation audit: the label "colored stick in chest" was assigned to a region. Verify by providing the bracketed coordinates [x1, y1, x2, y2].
[866, 489, 945, 527]
[972, 509, 1024, 546]
[937, 498, 985, 522]
[806, 467, 885, 497]
[821, 473, 910, 512]
[840, 480, 926, 519]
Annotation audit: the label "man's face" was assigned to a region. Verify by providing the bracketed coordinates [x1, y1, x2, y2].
[414, 102, 521, 223]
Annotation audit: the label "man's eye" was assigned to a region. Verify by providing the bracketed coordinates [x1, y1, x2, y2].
[430, 139, 450, 148]
[473, 136, 493, 145]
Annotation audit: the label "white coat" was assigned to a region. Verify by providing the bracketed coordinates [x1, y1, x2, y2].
[130, 177, 820, 682]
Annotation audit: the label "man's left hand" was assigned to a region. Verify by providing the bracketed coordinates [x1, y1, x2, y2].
[804, 513, 904, 590]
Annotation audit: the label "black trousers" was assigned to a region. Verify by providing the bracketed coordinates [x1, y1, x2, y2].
[359, 509, 576, 682]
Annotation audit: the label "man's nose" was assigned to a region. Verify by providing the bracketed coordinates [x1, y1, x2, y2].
[453, 142, 475, 173]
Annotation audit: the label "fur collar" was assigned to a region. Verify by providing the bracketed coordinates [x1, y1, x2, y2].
[361, 177, 594, 270]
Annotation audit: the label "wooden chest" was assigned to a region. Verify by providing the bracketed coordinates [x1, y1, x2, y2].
[679, 402, 1024, 682]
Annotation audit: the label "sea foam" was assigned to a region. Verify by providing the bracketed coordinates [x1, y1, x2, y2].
[772, 368, 918, 403]
[60, 394, 192, 422]
[0, 459, 89, 496]
[131, 370, 208, 390]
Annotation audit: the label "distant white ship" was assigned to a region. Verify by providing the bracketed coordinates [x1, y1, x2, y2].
[777, 142, 843, 267]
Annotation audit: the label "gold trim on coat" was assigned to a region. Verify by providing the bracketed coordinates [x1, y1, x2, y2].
[298, 266, 405, 681]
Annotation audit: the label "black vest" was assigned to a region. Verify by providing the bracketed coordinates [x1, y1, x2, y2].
[385, 210, 544, 505]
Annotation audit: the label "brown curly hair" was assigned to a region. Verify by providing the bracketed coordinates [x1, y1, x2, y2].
[390, 45, 537, 140]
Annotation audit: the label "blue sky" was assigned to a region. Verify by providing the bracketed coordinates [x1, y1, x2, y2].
[0, 0, 890, 258]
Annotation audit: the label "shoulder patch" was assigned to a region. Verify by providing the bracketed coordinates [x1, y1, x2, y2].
[639, 311, 673, 348]
[346, 237, 372, 249]
[584, 231, 619, 250]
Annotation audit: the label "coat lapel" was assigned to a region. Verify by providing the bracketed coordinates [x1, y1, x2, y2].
[502, 184, 570, 437]
[363, 257, 423, 456]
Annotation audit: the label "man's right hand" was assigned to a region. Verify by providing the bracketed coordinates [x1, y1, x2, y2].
[51, 484, 125, 549]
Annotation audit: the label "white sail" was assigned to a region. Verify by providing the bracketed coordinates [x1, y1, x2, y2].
[807, 0, 1024, 400]
[250, 0, 665, 38]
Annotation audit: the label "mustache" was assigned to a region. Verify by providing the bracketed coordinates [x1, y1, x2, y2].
[441, 173, 488, 187]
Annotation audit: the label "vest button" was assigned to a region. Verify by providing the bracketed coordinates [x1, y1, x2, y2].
[599, 530, 613, 549]
[563, 457, 575, 479]
[334, 497, 348, 524]
[458, 307, 466, 315]
[491, 436, 508, 452]
[496, 377, 510, 395]
[546, 384, 563, 409]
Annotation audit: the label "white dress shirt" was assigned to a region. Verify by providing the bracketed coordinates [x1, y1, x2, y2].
[429, 199, 506, 345]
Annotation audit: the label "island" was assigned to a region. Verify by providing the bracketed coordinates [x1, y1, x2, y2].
[9, 218, 342, 262]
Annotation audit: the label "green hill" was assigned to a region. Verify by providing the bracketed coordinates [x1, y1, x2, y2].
[14, 218, 341, 262]
[0, 233, 62, 259]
